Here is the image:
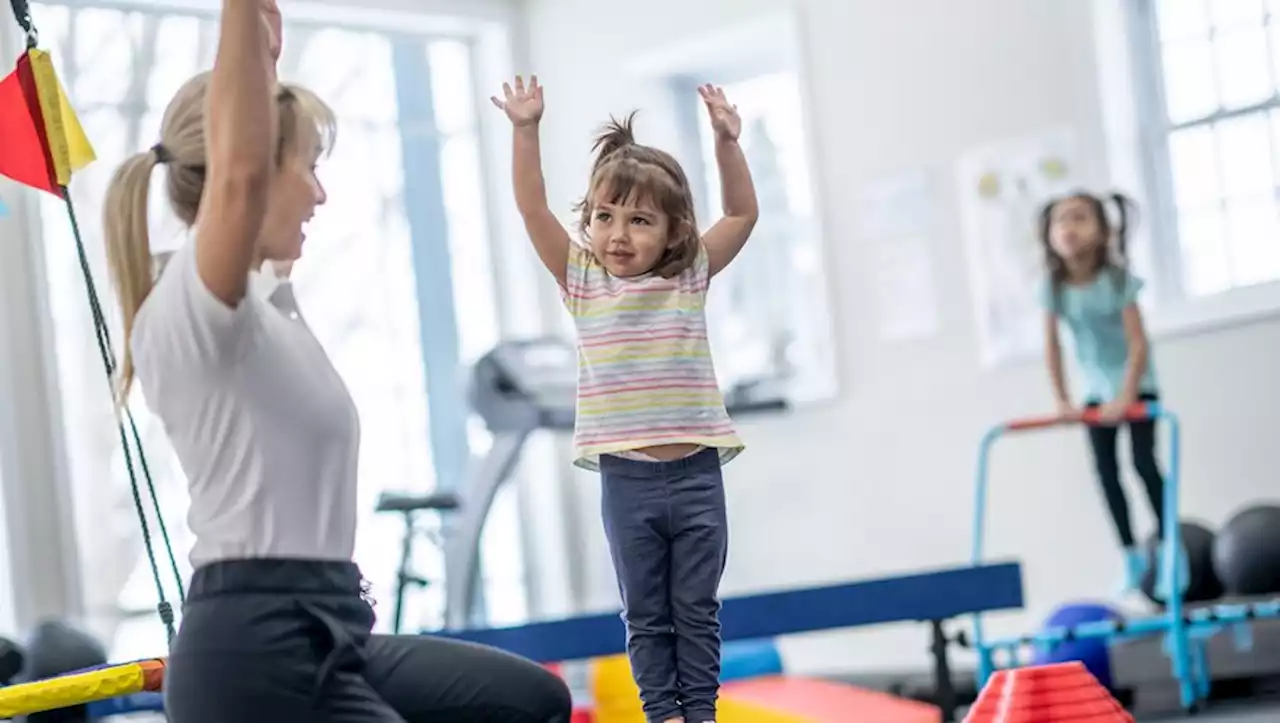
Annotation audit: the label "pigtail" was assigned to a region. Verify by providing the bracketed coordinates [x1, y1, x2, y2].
[1038, 196, 1066, 313]
[1107, 191, 1138, 294]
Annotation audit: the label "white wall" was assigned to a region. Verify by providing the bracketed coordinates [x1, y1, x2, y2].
[520, 0, 1280, 674]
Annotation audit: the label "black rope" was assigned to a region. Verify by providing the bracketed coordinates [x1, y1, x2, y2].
[62, 192, 184, 646]
[11, 0, 182, 651]
[8, 0, 36, 47]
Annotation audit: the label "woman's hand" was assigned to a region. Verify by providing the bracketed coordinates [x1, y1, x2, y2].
[491, 75, 544, 127]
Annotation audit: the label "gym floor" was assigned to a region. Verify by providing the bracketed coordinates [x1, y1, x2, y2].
[1139, 702, 1280, 721]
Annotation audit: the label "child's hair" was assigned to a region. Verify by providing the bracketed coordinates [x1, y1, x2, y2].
[573, 111, 700, 278]
[103, 72, 336, 406]
[1039, 189, 1138, 311]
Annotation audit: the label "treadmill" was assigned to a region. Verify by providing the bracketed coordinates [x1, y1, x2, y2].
[392, 336, 790, 631]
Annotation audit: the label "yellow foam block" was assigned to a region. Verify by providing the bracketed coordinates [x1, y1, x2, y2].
[589, 654, 641, 706]
[589, 654, 806, 723]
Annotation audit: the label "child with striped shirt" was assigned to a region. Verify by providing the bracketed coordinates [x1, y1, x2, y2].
[492, 76, 759, 723]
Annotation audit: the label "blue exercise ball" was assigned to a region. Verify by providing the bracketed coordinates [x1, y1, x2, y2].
[1031, 602, 1123, 690]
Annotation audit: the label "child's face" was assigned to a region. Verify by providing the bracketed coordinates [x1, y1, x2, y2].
[587, 190, 673, 277]
[1048, 196, 1104, 263]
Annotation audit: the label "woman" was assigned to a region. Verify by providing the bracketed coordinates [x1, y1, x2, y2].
[101, 1, 572, 720]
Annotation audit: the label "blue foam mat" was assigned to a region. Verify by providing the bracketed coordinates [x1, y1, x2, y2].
[434, 562, 1024, 662]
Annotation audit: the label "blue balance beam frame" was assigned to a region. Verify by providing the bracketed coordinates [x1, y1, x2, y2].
[435, 562, 1023, 722]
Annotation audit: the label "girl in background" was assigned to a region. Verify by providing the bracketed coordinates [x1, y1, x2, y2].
[492, 75, 758, 723]
[1040, 191, 1176, 598]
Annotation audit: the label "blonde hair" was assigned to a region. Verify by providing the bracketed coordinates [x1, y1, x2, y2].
[103, 73, 336, 405]
[573, 112, 700, 278]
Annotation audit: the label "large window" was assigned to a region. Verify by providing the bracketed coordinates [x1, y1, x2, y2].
[29, 0, 526, 657]
[1137, 0, 1280, 299]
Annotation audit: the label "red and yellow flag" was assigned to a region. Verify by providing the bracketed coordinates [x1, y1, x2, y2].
[0, 48, 95, 197]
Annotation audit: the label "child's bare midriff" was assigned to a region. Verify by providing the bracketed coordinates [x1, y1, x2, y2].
[636, 443, 702, 460]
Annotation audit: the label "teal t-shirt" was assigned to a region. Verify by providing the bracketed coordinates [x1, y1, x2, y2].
[1041, 268, 1158, 404]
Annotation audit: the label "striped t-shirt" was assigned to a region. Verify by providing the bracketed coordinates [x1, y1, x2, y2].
[561, 242, 743, 470]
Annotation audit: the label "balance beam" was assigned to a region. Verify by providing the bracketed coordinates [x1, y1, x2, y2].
[437, 562, 1023, 663]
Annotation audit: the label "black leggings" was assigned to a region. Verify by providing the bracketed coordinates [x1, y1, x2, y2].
[1083, 392, 1165, 548]
[164, 559, 572, 722]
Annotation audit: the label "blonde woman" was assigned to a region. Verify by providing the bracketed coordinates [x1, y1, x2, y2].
[102, 1, 571, 720]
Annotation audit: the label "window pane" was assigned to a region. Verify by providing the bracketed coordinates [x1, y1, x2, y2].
[441, 131, 499, 363]
[1270, 109, 1280, 180]
[1210, 0, 1264, 26]
[1215, 27, 1272, 108]
[1216, 113, 1274, 197]
[1269, 21, 1280, 93]
[70, 9, 136, 105]
[1162, 39, 1220, 123]
[299, 29, 399, 125]
[1168, 125, 1222, 207]
[1158, 0, 1211, 40]
[1178, 209, 1233, 295]
[429, 40, 476, 136]
[147, 15, 210, 108]
[1225, 196, 1280, 284]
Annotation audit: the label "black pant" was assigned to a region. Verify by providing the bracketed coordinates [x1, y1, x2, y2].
[1083, 392, 1165, 548]
[600, 448, 729, 723]
[164, 559, 572, 722]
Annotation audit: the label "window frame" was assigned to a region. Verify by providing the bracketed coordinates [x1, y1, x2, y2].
[1126, 0, 1280, 334]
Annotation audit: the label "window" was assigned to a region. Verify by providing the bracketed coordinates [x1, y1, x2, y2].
[1136, 0, 1280, 299]
[28, 0, 525, 657]
[667, 30, 838, 405]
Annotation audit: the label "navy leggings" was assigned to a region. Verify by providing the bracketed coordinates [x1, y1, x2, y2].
[1083, 392, 1166, 548]
[600, 448, 729, 723]
[164, 559, 572, 722]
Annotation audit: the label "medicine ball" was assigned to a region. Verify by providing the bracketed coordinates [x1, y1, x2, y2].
[21, 620, 108, 723]
[1031, 602, 1123, 690]
[1140, 520, 1223, 606]
[1213, 504, 1280, 596]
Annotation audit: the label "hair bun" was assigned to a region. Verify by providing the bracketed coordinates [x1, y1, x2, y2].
[590, 111, 638, 169]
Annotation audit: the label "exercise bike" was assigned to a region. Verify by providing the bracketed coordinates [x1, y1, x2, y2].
[375, 489, 461, 635]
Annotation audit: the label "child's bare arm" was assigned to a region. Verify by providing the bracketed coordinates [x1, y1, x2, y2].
[1117, 303, 1150, 405]
[1044, 311, 1072, 411]
[492, 76, 571, 287]
[697, 84, 758, 278]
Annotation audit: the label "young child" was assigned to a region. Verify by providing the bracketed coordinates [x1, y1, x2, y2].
[1039, 190, 1177, 597]
[492, 75, 758, 723]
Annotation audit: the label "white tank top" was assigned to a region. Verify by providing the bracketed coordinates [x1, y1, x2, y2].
[131, 241, 360, 568]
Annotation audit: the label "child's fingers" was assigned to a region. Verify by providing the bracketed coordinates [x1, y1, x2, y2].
[489, 96, 504, 110]
[514, 75, 525, 93]
[502, 81, 513, 99]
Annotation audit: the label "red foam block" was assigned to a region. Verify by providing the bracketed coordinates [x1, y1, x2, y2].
[722, 675, 942, 722]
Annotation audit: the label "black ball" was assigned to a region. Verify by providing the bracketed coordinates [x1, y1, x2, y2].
[1140, 520, 1223, 606]
[1213, 504, 1280, 596]
[0, 636, 24, 685]
[21, 620, 108, 723]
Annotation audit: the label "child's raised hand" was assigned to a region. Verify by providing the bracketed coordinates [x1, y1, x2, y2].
[491, 75, 544, 127]
[698, 83, 741, 142]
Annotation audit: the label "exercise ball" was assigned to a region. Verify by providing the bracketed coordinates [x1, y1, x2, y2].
[1213, 504, 1280, 596]
[22, 620, 108, 723]
[1140, 520, 1223, 606]
[0, 636, 24, 686]
[1031, 602, 1122, 690]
